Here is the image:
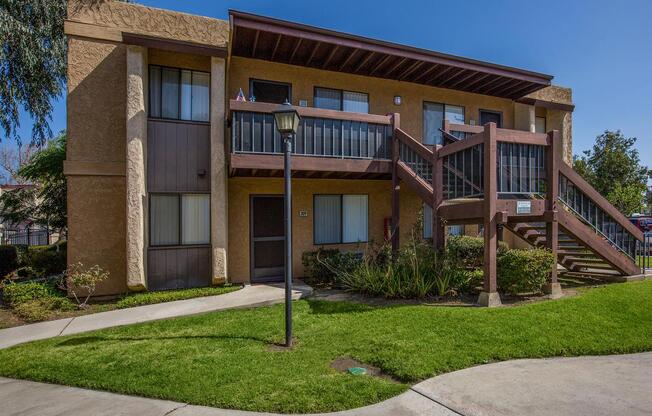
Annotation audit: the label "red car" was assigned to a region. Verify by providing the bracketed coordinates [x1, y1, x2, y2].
[629, 217, 652, 233]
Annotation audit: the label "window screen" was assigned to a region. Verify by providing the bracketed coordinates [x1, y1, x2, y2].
[342, 195, 368, 243]
[314, 88, 369, 113]
[423, 203, 433, 239]
[149, 66, 210, 122]
[343, 91, 369, 113]
[535, 116, 546, 134]
[314, 87, 342, 110]
[314, 195, 368, 244]
[181, 194, 210, 245]
[423, 102, 444, 145]
[150, 195, 179, 246]
[150, 193, 210, 246]
[314, 195, 342, 244]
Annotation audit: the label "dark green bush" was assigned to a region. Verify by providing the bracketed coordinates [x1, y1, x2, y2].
[3, 281, 55, 307]
[498, 248, 555, 294]
[301, 248, 361, 286]
[25, 243, 67, 277]
[0, 245, 18, 278]
[446, 236, 508, 269]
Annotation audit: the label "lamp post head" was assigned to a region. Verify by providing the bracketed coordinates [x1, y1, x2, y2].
[273, 100, 301, 136]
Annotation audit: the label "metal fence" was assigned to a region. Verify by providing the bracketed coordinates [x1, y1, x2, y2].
[1, 229, 49, 246]
[639, 233, 652, 272]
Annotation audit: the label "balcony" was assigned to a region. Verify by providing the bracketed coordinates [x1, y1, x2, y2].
[229, 100, 393, 179]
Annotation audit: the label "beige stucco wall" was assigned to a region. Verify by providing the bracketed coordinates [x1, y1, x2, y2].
[67, 0, 228, 48]
[227, 177, 422, 282]
[229, 57, 519, 141]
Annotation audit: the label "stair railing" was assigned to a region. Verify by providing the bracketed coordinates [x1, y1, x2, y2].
[558, 163, 644, 261]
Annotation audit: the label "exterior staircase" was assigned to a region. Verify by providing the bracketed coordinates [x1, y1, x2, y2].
[391, 119, 646, 284]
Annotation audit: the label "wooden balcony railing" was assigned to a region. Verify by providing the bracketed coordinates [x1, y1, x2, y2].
[230, 100, 392, 160]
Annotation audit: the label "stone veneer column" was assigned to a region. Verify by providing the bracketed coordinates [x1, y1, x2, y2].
[125, 45, 148, 291]
[548, 109, 573, 164]
[514, 102, 536, 132]
[210, 57, 228, 284]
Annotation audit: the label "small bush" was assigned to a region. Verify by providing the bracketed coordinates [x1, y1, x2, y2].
[26, 243, 67, 277]
[116, 285, 240, 309]
[0, 245, 18, 278]
[12, 296, 75, 322]
[302, 249, 361, 287]
[3, 281, 54, 307]
[498, 248, 555, 294]
[446, 236, 508, 269]
[66, 263, 110, 308]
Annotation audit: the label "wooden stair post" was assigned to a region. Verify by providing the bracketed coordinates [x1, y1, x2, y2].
[478, 122, 501, 307]
[391, 113, 401, 253]
[544, 130, 563, 298]
[432, 144, 444, 249]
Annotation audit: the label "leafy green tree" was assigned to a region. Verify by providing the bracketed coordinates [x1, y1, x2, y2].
[574, 130, 650, 216]
[0, 0, 66, 145]
[0, 132, 66, 236]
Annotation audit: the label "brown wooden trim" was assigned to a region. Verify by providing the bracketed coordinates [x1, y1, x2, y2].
[229, 10, 553, 84]
[391, 113, 401, 252]
[496, 129, 549, 145]
[438, 132, 484, 158]
[516, 97, 575, 112]
[230, 153, 391, 173]
[395, 129, 433, 161]
[122, 33, 227, 57]
[432, 145, 444, 249]
[396, 160, 433, 205]
[483, 124, 498, 293]
[559, 163, 644, 241]
[64, 20, 122, 42]
[229, 99, 391, 124]
[438, 200, 483, 221]
[448, 123, 483, 134]
[496, 199, 547, 217]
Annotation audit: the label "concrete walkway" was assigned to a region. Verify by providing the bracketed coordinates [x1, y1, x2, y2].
[0, 282, 312, 350]
[2, 352, 651, 415]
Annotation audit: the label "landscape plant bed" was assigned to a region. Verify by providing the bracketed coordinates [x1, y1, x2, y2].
[0, 285, 241, 328]
[0, 281, 651, 413]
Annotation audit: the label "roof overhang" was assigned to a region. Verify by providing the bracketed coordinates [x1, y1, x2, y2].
[230, 10, 553, 100]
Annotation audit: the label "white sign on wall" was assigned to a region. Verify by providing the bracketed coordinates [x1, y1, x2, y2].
[516, 200, 532, 214]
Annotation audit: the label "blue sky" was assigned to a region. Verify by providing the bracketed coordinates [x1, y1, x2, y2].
[4, 0, 651, 179]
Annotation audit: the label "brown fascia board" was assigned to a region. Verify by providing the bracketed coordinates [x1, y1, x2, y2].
[516, 97, 575, 112]
[229, 10, 554, 86]
[122, 33, 228, 58]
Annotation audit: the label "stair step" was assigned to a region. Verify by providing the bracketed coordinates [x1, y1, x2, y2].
[561, 270, 624, 279]
[558, 251, 594, 256]
[571, 263, 617, 271]
[563, 257, 606, 263]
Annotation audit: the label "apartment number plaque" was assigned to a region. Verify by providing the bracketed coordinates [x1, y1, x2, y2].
[516, 200, 531, 214]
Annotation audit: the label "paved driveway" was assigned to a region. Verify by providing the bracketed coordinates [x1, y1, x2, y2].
[2, 352, 651, 415]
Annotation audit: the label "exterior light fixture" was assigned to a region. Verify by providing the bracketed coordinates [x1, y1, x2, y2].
[393, 95, 402, 106]
[272, 100, 301, 348]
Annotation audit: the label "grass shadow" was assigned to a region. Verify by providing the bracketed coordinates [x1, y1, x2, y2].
[55, 333, 275, 348]
[306, 299, 377, 315]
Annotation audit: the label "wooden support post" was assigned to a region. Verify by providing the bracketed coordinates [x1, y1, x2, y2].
[544, 129, 562, 298]
[391, 113, 401, 253]
[478, 122, 501, 307]
[432, 144, 444, 249]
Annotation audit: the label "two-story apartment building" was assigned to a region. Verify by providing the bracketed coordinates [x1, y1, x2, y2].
[65, 1, 644, 305]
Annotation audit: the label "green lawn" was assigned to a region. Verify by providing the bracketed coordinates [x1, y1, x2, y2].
[0, 281, 651, 413]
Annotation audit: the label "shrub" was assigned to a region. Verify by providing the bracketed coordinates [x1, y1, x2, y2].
[497, 248, 555, 294]
[0, 245, 18, 278]
[12, 296, 75, 322]
[25, 243, 67, 277]
[3, 281, 54, 307]
[302, 249, 361, 287]
[446, 236, 508, 269]
[66, 263, 110, 308]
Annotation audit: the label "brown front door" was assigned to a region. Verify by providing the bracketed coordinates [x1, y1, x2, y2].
[250, 196, 285, 283]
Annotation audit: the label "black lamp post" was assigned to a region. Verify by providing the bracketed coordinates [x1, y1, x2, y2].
[273, 101, 301, 348]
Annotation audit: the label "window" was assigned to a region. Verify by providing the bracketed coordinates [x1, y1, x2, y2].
[423, 102, 465, 145]
[479, 110, 502, 128]
[314, 87, 369, 113]
[250, 79, 291, 104]
[149, 66, 210, 122]
[535, 116, 546, 134]
[314, 195, 368, 244]
[150, 194, 210, 246]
